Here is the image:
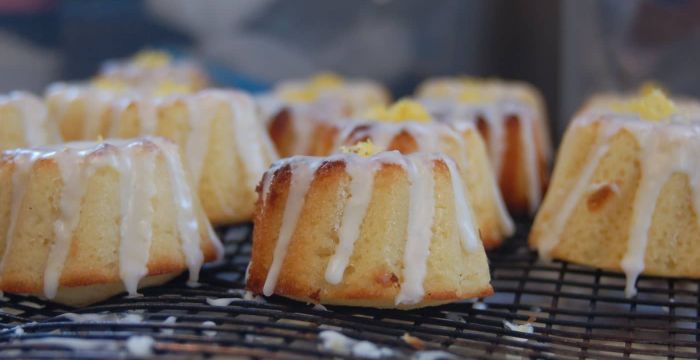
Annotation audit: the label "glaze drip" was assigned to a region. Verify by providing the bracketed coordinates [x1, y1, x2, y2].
[418, 79, 550, 214]
[332, 120, 514, 237]
[395, 155, 436, 306]
[535, 109, 700, 297]
[261, 151, 481, 303]
[0, 91, 57, 148]
[0, 137, 221, 298]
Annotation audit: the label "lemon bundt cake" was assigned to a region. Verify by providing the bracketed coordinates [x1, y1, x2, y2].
[263, 72, 390, 157]
[98, 50, 209, 90]
[417, 77, 551, 215]
[310, 100, 514, 249]
[0, 92, 59, 151]
[47, 83, 278, 224]
[247, 145, 493, 309]
[530, 89, 700, 297]
[0, 137, 222, 306]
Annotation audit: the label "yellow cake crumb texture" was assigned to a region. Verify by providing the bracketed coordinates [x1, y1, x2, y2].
[341, 139, 380, 157]
[365, 99, 431, 123]
[132, 50, 171, 68]
[612, 87, 676, 121]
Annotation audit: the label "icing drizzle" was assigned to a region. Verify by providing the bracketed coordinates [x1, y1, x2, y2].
[419, 80, 550, 214]
[0, 91, 58, 148]
[260, 151, 481, 304]
[332, 120, 514, 237]
[0, 137, 222, 298]
[536, 109, 700, 297]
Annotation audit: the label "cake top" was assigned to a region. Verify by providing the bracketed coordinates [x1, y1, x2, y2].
[361, 99, 432, 123]
[610, 87, 676, 122]
[418, 76, 540, 107]
[580, 86, 700, 125]
[98, 50, 207, 90]
[2, 137, 168, 160]
[260, 147, 482, 305]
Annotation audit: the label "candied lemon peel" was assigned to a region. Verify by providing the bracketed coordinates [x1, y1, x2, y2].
[365, 99, 431, 123]
[613, 87, 676, 122]
[341, 140, 380, 157]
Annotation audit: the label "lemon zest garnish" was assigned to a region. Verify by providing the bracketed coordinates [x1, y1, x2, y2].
[91, 77, 128, 92]
[340, 140, 379, 157]
[132, 50, 171, 68]
[152, 80, 192, 97]
[367, 99, 431, 123]
[309, 72, 344, 89]
[612, 87, 676, 122]
[280, 87, 319, 102]
[639, 81, 666, 96]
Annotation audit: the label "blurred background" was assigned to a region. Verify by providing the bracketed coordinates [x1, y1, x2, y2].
[0, 0, 699, 139]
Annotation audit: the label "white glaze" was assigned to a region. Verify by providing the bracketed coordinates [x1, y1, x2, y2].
[118, 147, 157, 296]
[536, 108, 700, 297]
[443, 156, 480, 250]
[44, 149, 89, 299]
[332, 120, 514, 236]
[324, 152, 403, 284]
[420, 84, 549, 214]
[261, 151, 481, 304]
[0, 137, 221, 298]
[262, 158, 323, 296]
[0, 92, 56, 147]
[150, 138, 208, 284]
[395, 155, 436, 306]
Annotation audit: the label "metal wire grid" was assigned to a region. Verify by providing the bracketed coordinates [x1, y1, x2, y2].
[0, 223, 696, 359]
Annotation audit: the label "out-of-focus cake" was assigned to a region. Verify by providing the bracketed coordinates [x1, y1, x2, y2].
[0, 137, 222, 306]
[262, 72, 390, 157]
[0, 92, 59, 151]
[530, 88, 700, 296]
[311, 100, 514, 248]
[247, 142, 493, 309]
[417, 77, 551, 215]
[46, 82, 278, 224]
[98, 50, 209, 90]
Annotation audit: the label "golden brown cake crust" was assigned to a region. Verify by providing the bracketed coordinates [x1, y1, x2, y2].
[530, 115, 700, 284]
[0, 138, 220, 305]
[308, 121, 513, 249]
[248, 155, 493, 309]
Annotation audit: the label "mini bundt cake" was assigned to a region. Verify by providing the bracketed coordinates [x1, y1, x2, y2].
[417, 77, 551, 215]
[310, 100, 514, 249]
[263, 72, 390, 157]
[0, 137, 222, 306]
[247, 143, 493, 309]
[0, 92, 59, 151]
[530, 88, 700, 297]
[98, 49, 209, 90]
[47, 83, 278, 224]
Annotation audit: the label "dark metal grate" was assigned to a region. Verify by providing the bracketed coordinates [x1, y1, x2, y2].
[0, 222, 697, 359]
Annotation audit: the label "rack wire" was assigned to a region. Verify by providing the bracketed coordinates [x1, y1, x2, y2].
[0, 222, 696, 359]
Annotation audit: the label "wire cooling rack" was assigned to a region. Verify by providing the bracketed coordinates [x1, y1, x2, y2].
[0, 222, 697, 359]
